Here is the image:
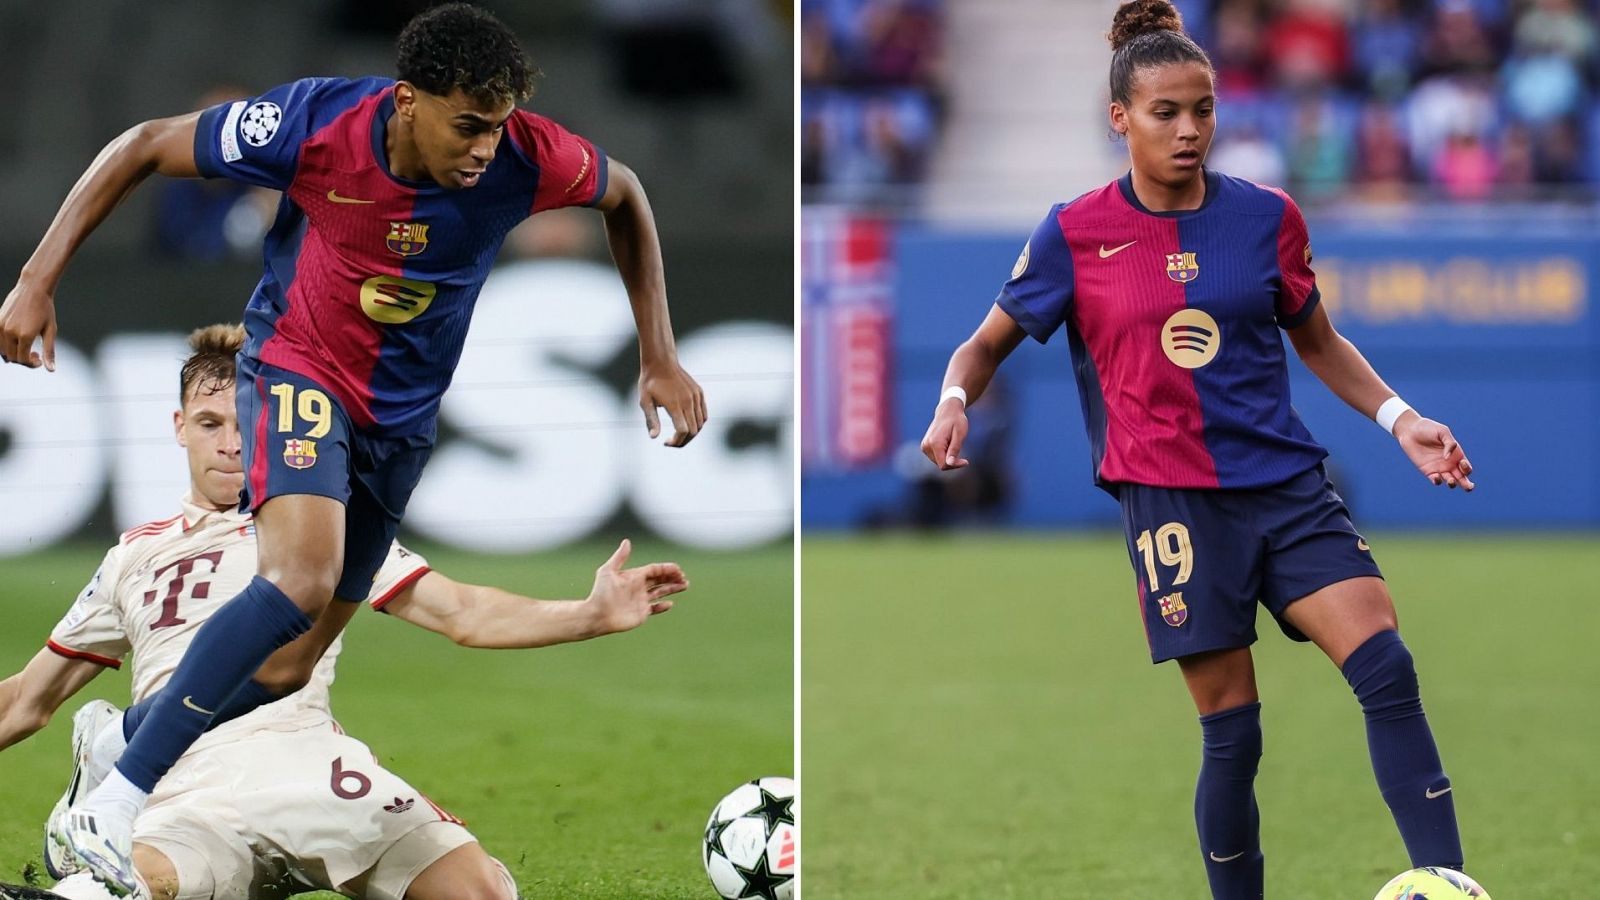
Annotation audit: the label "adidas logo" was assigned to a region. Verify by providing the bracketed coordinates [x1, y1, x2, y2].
[383, 797, 414, 814]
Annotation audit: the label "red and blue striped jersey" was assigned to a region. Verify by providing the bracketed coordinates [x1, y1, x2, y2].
[194, 77, 607, 436]
[997, 170, 1328, 491]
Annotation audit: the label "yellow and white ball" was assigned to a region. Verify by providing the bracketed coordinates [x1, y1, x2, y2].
[1374, 867, 1491, 899]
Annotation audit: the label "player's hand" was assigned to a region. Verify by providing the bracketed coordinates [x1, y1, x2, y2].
[0, 280, 59, 370]
[639, 358, 706, 448]
[586, 538, 689, 635]
[920, 399, 970, 470]
[1395, 412, 1474, 491]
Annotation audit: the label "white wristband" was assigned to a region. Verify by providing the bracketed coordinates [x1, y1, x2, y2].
[1375, 396, 1413, 435]
[939, 385, 968, 409]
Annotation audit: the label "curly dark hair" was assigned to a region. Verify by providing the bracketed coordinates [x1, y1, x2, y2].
[1107, 0, 1212, 106]
[396, 3, 538, 106]
[179, 323, 245, 405]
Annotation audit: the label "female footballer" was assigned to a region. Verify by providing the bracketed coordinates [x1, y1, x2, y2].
[919, 3, 1474, 897]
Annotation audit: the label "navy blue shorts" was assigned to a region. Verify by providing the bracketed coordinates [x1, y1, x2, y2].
[1117, 464, 1382, 664]
[236, 356, 433, 602]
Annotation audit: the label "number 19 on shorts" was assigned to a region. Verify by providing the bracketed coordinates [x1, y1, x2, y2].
[1135, 522, 1194, 592]
[270, 383, 333, 438]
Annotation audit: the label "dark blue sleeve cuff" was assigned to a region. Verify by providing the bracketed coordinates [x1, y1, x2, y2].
[586, 144, 610, 207]
[192, 103, 227, 179]
[1278, 285, 1322, 329]
[997, 289, 1058, 344]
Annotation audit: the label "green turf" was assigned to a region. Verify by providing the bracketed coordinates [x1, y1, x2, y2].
[0, 539, 792, 899]
[802, 532, 1600, 898]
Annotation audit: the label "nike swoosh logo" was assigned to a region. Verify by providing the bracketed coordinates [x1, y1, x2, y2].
[1357, 538, 1371, 551]
[327, 190, 374, 205]
[1425, 786, 1452, 799]
[182, 695, 216, 715]
[1209, 851, 1246, 863]
[1099, 240, 1137, 258]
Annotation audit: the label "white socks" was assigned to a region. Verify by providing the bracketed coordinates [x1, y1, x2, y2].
[79, 767, 149, 832]
[86, 713, 129, 790]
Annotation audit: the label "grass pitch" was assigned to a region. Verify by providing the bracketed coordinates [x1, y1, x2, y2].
[0, 539, 792, 899]
[802, 533, 1600, 898]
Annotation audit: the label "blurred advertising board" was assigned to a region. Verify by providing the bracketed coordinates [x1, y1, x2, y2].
[0, 249, 792, 555]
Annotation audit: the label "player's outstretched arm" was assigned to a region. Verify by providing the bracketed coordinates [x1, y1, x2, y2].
[921, 303, 1027, 471]
[381, 539, 688, 649]
[592, 158, 707, 448]
[0, 112, 203, 369]
[0, 649, 104, 752]
[1287, 305, 1474, 490]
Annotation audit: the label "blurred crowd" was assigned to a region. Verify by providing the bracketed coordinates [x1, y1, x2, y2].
[1191, 0, 1600, 202]
[799, 0, 1600, 207]
[800, 0, 945, 203]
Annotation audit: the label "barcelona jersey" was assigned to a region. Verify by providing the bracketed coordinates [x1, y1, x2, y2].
[194, 77, 607, 436]
[997, 170, 1328, 490]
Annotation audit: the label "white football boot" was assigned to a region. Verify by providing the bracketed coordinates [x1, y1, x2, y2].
[45, 700, 122, 879]
[61, 806, 141, 898]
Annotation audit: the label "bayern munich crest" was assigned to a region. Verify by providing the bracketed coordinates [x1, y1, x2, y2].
[1158, 591, 1188, 627]
[283, 439, 317, 470]
[1165, 251, 1199, 283]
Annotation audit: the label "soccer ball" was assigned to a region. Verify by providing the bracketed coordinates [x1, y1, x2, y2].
[47, 873, 123, 900]
[703, 776, 796, 900]
[1374, 867, 1492, 899]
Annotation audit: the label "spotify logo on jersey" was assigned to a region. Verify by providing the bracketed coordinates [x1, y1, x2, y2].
[360, 275, 436, 324]
[1161, 309, 1221, 369]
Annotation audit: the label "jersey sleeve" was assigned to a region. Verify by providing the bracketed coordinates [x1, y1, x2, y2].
[1269, 188, 1322, 329]
[995, 204, 1076, 344]
[506, 110, 609, 213]
[366, 542, 432, 612]
[47, 549, 130, 669]
[192, 77, 353, 190]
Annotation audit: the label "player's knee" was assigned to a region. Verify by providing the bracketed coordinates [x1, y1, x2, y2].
[261, 564, 341, 613]
[446, 856, 517, 900]
[486, 857, 518, 900]
[131, 843, 188, 900]
[1343, 629, 1420, 711]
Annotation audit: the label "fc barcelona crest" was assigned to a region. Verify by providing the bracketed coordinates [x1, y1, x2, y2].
[1158, 591, 1188, 627]
[1165, 251, 1199, 283]
[386, 221, 430, 257]
[283, 439, 318, 470]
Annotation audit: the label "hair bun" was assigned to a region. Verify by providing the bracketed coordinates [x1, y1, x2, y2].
[1109, 0, 1186, 52]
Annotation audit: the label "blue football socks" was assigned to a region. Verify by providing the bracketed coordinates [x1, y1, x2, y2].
[1195, 701, 1265, 900]
[115, 576, 312, 791]
[121, 678, 284, 740]
[1341, 629, 1463, 869]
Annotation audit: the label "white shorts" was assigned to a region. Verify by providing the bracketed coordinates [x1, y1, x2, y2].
[133, 727, 475, 898]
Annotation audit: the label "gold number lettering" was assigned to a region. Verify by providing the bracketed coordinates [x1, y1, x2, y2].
[299, 389, 332, 439]
[1135, 530, 1158, 591]
[270, 383, 296, 433]
[270, 383, 333, 438]
[1155, 522, 1193, 586]
[1136, 522, 1194, 591]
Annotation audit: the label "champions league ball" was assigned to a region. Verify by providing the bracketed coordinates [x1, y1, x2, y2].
[703, 777, 796, 900]
[1374, 867, 1492, 899]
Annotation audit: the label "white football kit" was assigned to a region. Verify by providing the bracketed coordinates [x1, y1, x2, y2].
[47, 496, 476, 899]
